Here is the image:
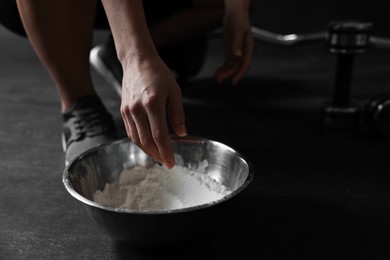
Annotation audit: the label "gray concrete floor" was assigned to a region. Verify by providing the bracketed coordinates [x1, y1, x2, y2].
[1, 16, 390, 259]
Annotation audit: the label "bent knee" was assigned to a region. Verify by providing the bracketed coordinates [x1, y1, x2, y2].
[192, 0, 224, 10]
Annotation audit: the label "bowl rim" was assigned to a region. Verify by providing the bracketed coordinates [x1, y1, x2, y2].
[63, 136, 254, 215]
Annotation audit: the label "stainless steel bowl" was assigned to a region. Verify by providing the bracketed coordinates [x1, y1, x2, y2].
[63, 136, 253, 246]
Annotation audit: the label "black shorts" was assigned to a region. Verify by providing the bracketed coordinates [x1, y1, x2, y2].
[0, 0, 193, 37]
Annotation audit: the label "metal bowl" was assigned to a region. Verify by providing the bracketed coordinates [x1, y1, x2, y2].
[63, 136, 253, 246]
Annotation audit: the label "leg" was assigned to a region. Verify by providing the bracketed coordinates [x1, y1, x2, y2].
[146, 0, 224, 48]
[16, 0, 117, 164]
[16, 0, 98, 112]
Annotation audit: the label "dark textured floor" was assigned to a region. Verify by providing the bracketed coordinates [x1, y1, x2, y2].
[1, 4, 390, 259]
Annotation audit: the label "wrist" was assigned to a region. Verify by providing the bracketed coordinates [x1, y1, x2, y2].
[224, 0, 250, 12]
[118, 45, 159, 70]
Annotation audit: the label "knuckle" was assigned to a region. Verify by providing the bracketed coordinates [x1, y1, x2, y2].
[143, 94, 159, 110]
[129, 101, 142, 114]
[139, 135, 152, 147]
[120, 105, 130, 116]
[153, 130, 168, 144]
[131, 137, 141, 146]
[129, 134, 137, 144]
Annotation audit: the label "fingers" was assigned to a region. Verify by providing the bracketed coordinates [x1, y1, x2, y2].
[121, 104, 160, 161]
[214, 52, 250, 85]
[143, 95, 175, 169]
[121, 97, 174, 168]
[214, 37, 252, 85]
[213, 59, 239, 83]
[231, 32, 254, 85]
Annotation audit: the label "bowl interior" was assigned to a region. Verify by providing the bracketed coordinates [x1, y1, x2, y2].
[64, 137, 252, 211]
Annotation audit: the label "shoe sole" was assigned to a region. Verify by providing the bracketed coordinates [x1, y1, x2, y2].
[61, 131, 70, 165]
[90, 45, 122, 97]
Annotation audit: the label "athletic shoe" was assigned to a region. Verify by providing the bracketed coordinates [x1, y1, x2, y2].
[62, 95, 117, 165]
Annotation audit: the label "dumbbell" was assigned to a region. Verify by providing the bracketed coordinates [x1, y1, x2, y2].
[321, 21, 372, 132]
[248, 23, 390, 134]
[364, 92, 390, 136]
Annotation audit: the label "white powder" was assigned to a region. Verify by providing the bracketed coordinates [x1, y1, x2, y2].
[92, 163, 231, 211]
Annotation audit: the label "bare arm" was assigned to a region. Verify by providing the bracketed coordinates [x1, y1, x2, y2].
[101, 0, 187, 169]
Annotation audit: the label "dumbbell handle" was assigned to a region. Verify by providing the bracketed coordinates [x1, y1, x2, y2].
[370, 36, 390, 49]
[251, 27, 326, 46]
[212, 26, 390, 49]
[333, 54, 354, 107]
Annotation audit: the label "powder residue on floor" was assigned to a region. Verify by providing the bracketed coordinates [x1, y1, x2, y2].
[92, 163, 231, 211]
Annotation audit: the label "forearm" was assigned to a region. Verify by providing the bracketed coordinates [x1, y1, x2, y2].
[223, 0, 251, 13]
[100, 0, 159, 68]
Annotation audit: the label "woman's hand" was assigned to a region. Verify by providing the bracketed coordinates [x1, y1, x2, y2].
[214, 0, 254, 85]
[120, 56, 187, 169]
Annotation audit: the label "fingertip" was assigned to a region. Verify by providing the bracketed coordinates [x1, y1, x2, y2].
[177, 123, 187, 137]
[213, 69, 221, 79]
[232, 76, 241, 86]
[235, 49, 242, 57]
[171, 119, 187, 137]
[164, 153, 176, 169]
[214, 76, 223, 84]
[213, 69, 227, 84]
[165, 161, 175, 169]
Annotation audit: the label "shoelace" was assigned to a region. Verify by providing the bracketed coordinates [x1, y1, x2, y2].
[73, 108, 113, 141]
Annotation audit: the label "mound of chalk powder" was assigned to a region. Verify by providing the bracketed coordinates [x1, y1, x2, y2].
[93, 162, 231, 211]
